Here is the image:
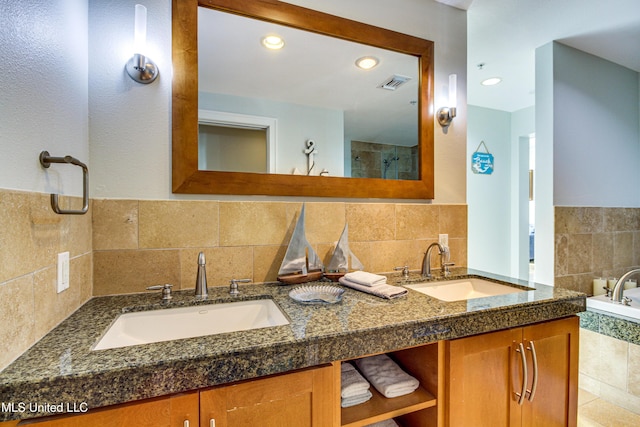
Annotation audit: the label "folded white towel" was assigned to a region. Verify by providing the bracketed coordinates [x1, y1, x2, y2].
[339, 277, 407, 299]
[344, 271, 387, 286]
[341, 390, 373, 408]
[356, 354, 420, 398]
[341, 362, 370, 398]
[365, 419, 399, 427]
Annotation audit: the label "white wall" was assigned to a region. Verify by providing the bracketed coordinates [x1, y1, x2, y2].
[88, 0, 468, 203]
[199, 93, 344, 176]
[0, 0, 88, 195]
[511, 107, 535, 280]
[535, 41, 640, 285]
[467, 106, 511, 275]
[552, 43, 640, 207]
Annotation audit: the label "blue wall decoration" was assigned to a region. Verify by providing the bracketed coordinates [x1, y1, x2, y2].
[471, 141, 494, 175]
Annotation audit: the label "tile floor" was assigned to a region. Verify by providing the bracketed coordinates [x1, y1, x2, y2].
[578, 388, 640, 426]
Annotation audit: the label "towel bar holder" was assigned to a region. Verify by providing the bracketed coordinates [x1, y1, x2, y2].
[39, 151, 89, 215]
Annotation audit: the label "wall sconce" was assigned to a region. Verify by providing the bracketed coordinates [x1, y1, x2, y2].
[437, 74, 457, 127]
[125, 4, 159, 84]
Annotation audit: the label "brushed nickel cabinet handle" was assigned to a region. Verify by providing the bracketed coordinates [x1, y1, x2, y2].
[527, 340, 538, 402]
[210, 420, 216, 427]
[183, 421, 189, 427]
[515, 342, 528, 405]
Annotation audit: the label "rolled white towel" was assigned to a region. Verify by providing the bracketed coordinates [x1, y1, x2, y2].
[356, 354, 419, 398]
[341, 362, 370, 398]
[365, 419, 399, 427]
[344, 271, 387, 286]
[341, 390, 373, 408]
[339, 277, 407, 299]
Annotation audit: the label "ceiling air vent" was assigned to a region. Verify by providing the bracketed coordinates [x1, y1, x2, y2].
[378, 74, 411, 91]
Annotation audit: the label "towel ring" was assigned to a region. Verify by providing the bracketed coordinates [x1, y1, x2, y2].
[39, 151, 89, 215]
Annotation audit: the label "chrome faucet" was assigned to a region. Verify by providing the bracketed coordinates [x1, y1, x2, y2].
[195, 252, 208, 300]
[611, 268, 640, 303]
[422, 242, 445, 278]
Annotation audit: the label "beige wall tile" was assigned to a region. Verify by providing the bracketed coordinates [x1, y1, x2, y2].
[604, 208, 640, 232]
[592, 233, 614, 273]
[395, 204, 439, 240]
[0, 191, 54, 282]
[139, 200, 219, 249]
[613, 232, 634, 269]
[629, 343, 640, 398]
[34, 265, 80, 340]
[305, 202, 345, 244]
[579, 329, 600, 379]
[556, 207, 603, 234]
[598, 334, 629, 390]
[346, 203, 396, 242]
[92, 199, 138, 250]
[220, 201, 298, 246]
[555, 234, 569, 276]
[368, 240, 425, 273]
[568, 234, 593, 274]
[449, 238, 467, 268]
[93, 249, 180, 295]
[253, 245, 287, 283]
[439, 205, 467, 238]
[179, 247, 253, 290]
[0, 275, 35, 371]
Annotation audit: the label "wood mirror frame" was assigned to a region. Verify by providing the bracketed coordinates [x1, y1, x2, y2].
[172, 0, 434, 199]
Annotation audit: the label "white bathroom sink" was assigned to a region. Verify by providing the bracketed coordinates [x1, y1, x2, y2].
[403, 278, 525, 302]
[93, 299, 289, 350]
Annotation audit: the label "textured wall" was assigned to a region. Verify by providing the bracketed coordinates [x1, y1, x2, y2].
[92, 200, 467, 295]
[0, 189, 92, 371]
[555, 206, 640, 294]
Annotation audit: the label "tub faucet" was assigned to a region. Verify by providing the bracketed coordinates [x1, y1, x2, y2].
[612, 268, 640, 303]
[422, 242, 445, 278]
[195, 252, 208, 300]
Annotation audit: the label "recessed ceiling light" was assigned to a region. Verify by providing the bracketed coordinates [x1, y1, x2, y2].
[261, 35, 285, 50]
[355, 56, 379, 70]
[481, 77, 502, 86]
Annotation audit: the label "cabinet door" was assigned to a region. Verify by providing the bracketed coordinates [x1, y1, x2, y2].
[521, 316, 579, 427]
[200, 365, 335, 427]
[13, 392, 199, 427]
[445, 328, 523, 427]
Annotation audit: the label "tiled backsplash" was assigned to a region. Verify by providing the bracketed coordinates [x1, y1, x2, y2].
[0, 188, 467, 370]
[555, 206, 640, 294]
[92, 200, 468, 295]
[0, 189, 92, 370]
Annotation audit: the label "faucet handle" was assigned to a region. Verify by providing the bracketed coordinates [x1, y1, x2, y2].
[146, 284, 173, 301]
[394, 265, 410, 278]
[443, 262, 455, 275]
[230, 278, 251, 296]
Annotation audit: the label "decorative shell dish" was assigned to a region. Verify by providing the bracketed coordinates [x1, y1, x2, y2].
[289, 284, 345, 304]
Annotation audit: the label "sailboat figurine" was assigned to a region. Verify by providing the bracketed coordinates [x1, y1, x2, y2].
[324, 223, 364, 281]
[277, 204, 325, 284]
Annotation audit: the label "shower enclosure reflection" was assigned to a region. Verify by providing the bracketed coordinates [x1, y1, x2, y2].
[350, 141, 418, 180]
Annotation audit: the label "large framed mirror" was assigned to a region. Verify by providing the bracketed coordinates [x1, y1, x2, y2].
[172, 0, 434, 198]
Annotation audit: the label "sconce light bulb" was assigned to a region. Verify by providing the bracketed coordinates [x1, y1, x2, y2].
[126, 3, 159, 84]
[134, 4, 147, 54]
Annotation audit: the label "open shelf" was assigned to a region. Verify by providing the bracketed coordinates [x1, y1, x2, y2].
[341, 385, 436, 427]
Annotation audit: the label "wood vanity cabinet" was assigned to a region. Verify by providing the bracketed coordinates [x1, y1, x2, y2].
[0, 317, 579, 427]
[3, 391, 199, 426]
[200, 364, 335, 427]
[444, 316, 579, 427]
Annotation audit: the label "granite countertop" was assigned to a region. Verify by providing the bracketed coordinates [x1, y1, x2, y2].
[0, 268, 585, 421]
